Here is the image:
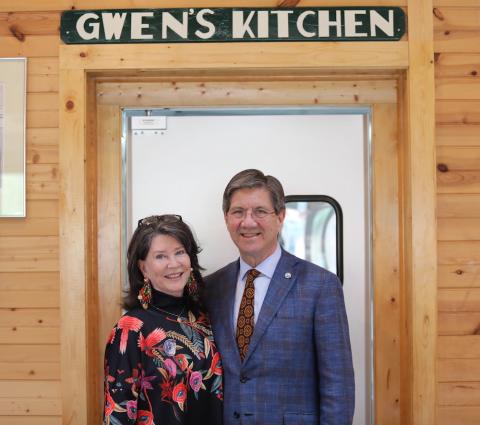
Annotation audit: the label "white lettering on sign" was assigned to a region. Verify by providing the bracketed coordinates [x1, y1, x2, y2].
[232, 11, 255, 38]
[345, 10, 367, 37]
[271, 10, 292, 38]
[131, 12, 153, 39]
[101, 12, 127, 40]
[162, 11, 188, 39]
[195, 9, 216, 39]
[297, 11, 315, 38]
[370, 10, 394, 36]
[76, 13, 100, 40]
[317, 10, 342, 37]
[257, 11, 269, 38]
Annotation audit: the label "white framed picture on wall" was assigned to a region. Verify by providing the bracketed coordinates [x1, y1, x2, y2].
[0, 57, 26, 217]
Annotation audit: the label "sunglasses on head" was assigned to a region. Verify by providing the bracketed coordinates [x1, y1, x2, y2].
[137, 214, 183, 227]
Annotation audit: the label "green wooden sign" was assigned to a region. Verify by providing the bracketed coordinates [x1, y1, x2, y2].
[61, 7, 405, 44]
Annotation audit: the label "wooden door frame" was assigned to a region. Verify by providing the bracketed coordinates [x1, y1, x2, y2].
[94, 79, 400, 425]
[58, 2, 435, 424]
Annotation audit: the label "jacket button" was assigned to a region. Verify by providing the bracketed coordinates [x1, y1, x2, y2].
[240, 375, 248, 383]
[233, 411, 240, 419]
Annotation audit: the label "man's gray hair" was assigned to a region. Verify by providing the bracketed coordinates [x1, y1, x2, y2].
[222, 169, 285, 214]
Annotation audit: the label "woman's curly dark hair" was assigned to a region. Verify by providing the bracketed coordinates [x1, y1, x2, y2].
[123, 214, 205, 313]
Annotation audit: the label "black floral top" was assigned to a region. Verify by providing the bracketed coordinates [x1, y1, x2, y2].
[103, 289, 223, 425]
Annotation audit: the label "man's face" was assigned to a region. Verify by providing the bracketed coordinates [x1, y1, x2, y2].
[225, 187, 285, 266]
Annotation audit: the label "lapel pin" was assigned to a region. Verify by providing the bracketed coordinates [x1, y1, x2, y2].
[284, 272, 292, 279]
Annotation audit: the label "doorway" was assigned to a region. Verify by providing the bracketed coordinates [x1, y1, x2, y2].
[125, 107, 372, 425]
[93, 77, 401, 425]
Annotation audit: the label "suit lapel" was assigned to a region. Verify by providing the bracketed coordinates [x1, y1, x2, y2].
[243, 250, 298, 364]
[212, 260, 242, 367]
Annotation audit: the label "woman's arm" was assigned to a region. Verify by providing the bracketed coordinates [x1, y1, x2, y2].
[104, 315, 144, 425]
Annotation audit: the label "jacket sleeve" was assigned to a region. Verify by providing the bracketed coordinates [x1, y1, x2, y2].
[314, 272, 355, 425]
[103, 320, 143, 425]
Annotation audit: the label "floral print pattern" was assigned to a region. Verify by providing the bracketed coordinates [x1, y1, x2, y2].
[104, 307, 223, 425]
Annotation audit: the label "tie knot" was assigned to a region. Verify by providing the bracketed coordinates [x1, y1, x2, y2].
[246, 268, 261, 283]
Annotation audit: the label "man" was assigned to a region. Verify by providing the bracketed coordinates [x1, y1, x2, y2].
[205, 169, 355, 425]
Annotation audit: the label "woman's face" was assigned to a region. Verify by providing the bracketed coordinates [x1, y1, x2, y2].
[138, 234, 191, 297]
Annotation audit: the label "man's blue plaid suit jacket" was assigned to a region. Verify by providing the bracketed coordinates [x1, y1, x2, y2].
[205, 249, 355, 425]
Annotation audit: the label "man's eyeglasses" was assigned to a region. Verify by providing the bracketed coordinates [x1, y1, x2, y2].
[137, 214, 182, 227]
[227, 208, 276, 220]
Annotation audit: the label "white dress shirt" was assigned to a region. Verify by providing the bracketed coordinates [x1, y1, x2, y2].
[233, 244, 282, 329]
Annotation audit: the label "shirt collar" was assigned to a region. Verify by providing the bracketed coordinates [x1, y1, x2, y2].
[239, 244, 282, 280]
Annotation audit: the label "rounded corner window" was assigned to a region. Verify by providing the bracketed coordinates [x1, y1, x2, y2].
[280, 195, 343, 283]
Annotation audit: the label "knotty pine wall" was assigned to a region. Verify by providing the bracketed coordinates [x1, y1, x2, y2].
[0, 9, 62, 425]
[0, 1, 478, 424]
[434, 3, 480, 425]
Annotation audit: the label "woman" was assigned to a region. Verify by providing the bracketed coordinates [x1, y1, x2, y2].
[103, 214, 223, 425]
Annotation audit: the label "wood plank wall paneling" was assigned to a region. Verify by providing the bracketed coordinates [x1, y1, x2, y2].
[436, 147, 480, 193]
[0, 10, 60, 424]
[434, 3, 480, 425]
[0, 12, 60, 36]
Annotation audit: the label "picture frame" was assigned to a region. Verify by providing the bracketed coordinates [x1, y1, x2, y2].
[0, 57, 26, 217]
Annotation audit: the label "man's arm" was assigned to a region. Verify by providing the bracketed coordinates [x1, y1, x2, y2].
[314, 272, 355, 425]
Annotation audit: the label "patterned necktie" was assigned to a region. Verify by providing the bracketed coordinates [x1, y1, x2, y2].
[236, 268, 261, 361]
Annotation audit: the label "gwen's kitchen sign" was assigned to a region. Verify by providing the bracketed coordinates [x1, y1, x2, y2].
[61, 7, 405, 44]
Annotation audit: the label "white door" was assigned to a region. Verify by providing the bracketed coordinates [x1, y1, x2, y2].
[127, 108, 371, 425]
